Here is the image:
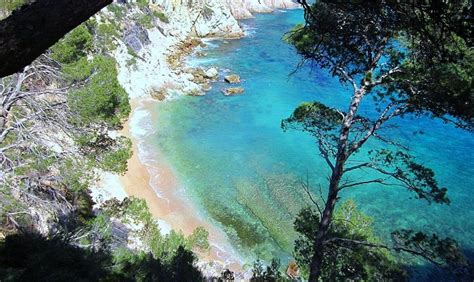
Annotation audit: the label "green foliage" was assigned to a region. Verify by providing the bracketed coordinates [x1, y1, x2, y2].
[136, 0, 149, 9]
[110, 248, 168, 281]
[107, 4, 126, 20]
[0, 233, 204, 282]
[187, 227, 210, 251]
[51, 24, 93, 64]
[282, 102, 343, 133]
[137, 13, 154, 29]
[50, 20, 130, 127]
[68, 55, 130, 127]
[62, 57, 94, 81]
[58, 158, 93, 193]
[368, 149, 449, 204]
[102, 197, 209, 261]
[153, 10, 169, 23]
[99, 137, 132, 174]
[0, 233, 110, 281]
[285, 4, 471, 278]
[0, 0, 26, 12]
[400, 34, 474, 123]
[0, 184, 23, 224]
[96, 23, 119, 51]
[75, 132, 133, 174]
[250, 258, 283, 282]
[294, 201, 406, 280]
[103, 197, 152, 224]
[0, 198, 207, 280]
[289, 1, 473, 127]
[392, 230, 472, 273]
[126, 47, 141, 68]
[168, 246, 203, 281]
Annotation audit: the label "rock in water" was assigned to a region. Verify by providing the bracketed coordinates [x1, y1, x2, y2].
[222, 87, 245, 96]
[204, 67, 219, 78]
[149, 87, 168, 101]
[224, 74, 241, 83]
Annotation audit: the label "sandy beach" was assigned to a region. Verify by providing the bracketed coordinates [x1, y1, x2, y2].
[119, 99, 244, 272]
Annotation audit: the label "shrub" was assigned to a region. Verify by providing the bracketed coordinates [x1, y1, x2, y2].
[153, 10, 169, 23]
[137, 13, 153, 29]
[99, 137, 132, 175]
[68, 55, 130, 127]
[51, 24, 93, 64]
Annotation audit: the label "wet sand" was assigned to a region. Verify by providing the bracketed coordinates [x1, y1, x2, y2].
[119, 99, 243, 271]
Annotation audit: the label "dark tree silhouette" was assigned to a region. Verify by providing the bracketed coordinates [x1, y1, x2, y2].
[0, 0, 112, 77]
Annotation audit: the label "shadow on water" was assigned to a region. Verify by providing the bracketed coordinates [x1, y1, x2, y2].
[406, 248, 474, 282]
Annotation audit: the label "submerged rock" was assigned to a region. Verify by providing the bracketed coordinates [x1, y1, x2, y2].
[222, 87, 245, 96]
[224, 74, 241, 83]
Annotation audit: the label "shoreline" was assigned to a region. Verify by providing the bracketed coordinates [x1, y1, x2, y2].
[119, 98, 245, 272]
[107, 3, 301, 275]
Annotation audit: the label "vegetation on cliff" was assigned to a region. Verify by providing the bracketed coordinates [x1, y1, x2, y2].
[0, 2, 214, 281]
[1, 0, 473, 281]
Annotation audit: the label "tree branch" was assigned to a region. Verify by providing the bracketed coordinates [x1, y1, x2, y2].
[0, 0, 112, 77]
[323, 237, 443, 266]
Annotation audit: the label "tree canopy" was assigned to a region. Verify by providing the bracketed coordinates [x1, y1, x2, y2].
[286, 0, 473, 280]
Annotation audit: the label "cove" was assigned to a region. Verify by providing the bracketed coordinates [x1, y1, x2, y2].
[147, 9, 474, 276]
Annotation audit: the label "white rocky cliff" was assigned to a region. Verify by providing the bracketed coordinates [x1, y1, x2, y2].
[111, 0, 299, 100]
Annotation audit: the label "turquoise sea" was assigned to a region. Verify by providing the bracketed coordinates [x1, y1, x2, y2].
[148, 9, 474, 278]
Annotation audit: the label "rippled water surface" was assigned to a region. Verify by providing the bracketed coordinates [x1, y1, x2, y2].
[148, 9, 474, 278]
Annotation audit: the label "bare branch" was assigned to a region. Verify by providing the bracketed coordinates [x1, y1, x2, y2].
[339, 178, 391, 190]
[323, 237, 443, 266]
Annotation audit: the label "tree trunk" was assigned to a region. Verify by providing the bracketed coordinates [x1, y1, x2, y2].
[308, 151, 346, 281]
[308, 88, 366, 281]
[0, 0, 112, 78]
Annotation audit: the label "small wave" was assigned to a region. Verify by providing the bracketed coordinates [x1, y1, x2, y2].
[241, 23, 257, 37]
[201, 39, 220, 49]
[129, 108, 155, 139]
[149, 171, 171, 201]
[210, 242, 245, 266]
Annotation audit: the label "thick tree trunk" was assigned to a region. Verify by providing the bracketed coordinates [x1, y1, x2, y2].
[0, 0, 112, 78]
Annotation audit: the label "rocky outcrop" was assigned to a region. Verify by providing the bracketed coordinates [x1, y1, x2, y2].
[123, 24, 151, 53]
[153, 0, 244, 38]
[113, 0, 298, 99]
[224, 74, 241, 84]
[225, 0, 299, 20]
[222, 87, 245, 96]
[152, 0, 299, 37]
[205, 67, 218, 78]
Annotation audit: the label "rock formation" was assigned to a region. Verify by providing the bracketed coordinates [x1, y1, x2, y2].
[223, 87, 245, 96]
[224, 74, 241, 84]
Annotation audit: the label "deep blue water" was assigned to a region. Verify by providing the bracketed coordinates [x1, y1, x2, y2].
[150, 9, 474, 278]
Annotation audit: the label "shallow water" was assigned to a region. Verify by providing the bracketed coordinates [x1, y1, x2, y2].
[147, 9, 474, 277]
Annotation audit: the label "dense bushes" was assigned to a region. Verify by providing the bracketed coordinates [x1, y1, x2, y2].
[68, 55, 130, 127]
[50, 25, 93, 64]
[0, 233, 203, 282]
[51, 24, 130, 127]
[294, 201, 406, 280]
